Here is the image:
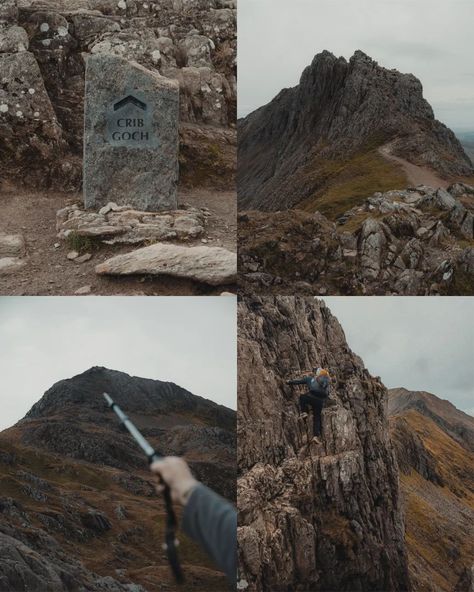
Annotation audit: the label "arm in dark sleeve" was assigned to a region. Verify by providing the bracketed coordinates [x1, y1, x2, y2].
[287, 376, 311, 386]
[182, 484, 236, 584]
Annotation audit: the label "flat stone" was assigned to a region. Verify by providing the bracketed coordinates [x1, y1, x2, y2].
[74, 285, 92, 295]
[0, 257, 25, 274]
[84, 54, 179, 211]
[75, 253, 92, 263]
[0, 232, 25, 257]
[95, 243, 237, 285]
[67, 250, 79, 260]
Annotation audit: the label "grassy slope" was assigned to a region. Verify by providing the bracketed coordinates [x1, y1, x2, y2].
[298, 149, 408, 220]
[391, 410, 474, 592]
[0, 436, 230, 592]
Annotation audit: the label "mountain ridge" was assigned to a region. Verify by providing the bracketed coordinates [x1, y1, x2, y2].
[388, 388, 474, 592]
[238, 50, 473, 212]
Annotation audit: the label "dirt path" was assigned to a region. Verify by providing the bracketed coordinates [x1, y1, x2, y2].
[378, 144, 449, 189]
[0, 187, 236, 296]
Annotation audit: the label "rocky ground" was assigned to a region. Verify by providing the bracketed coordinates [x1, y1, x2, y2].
[0, 187, 236, 295]
[0, 367, 236, 591]
[237, 296, 410, 592]
[389, 389, 474, 592]
[239, 183, 474, 296]
[0, 0, 236, 295]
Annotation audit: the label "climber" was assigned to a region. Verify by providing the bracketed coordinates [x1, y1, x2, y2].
[287, 367, 330, 440]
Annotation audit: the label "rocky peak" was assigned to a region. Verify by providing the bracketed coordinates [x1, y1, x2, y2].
[238, 50, 473, 211]
[13, 367, 236, 479]
[238, 296, 411, 591]
[22, 366, 233, 426]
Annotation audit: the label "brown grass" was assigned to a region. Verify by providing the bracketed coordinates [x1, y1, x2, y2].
[299, 150, 407, 219]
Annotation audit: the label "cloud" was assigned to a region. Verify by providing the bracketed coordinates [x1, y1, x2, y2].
[325, 297, 474, 415]
[0, 297, 237, 431]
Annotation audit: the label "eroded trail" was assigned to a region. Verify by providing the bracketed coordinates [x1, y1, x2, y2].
[378, 144, 449, 189]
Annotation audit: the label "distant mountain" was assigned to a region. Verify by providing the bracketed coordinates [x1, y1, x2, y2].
[0, 367, 236, 592]
[456, 131, 474, 164]
[389, 387, 474, 451]
[238, 50, 473, 213]
[389, 388, 474, 592]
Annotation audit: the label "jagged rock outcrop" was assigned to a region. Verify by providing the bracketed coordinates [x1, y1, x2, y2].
[0, 367, 236, 591]
[238, 183, 474, 295]
[388, 390, 474, 592]
[237, 296, 411, 592]
[238, 50, 473, 211]
[0, 0, 236, 190]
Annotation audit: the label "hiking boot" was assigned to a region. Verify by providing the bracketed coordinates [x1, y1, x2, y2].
[312, 435, 322, 443]
[300, 412, 309, 419]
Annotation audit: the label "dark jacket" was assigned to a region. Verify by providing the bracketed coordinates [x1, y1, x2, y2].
[182, 484, 236, 584]
[288, 375, 329, 398]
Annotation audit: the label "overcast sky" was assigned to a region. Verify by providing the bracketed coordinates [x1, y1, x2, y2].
[325, 297, 474, 415]
[239, 0, 474, 131]
[0, 297, 237, 431]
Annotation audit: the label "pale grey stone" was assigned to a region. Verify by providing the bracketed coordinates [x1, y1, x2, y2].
[84, 54, 179, 211]
[0, 257, 25, 274]
[95, 243, 237, 285]
[0, 232, 25, 257]
[0, 25, 29, 53]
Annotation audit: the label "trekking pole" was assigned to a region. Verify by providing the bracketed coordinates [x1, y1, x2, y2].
[103, 393, 184, 584]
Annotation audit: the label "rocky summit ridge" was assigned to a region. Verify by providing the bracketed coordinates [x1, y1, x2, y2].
[238, 50, 473, 212]
[0, 367, 236, 591]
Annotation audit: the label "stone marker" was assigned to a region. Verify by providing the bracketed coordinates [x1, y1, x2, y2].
[84, 54, 179, 211]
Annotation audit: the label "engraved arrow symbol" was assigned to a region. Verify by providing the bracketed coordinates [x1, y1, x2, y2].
[113, 95, 147, 111]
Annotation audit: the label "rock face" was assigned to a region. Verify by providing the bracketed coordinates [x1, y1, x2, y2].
[389, 390, 474, 592]
[239, 183, 474, 296]
[96, 242, 237, 285]
[238, 296, 411, 592]
[1, 0, 236, 190]
[0, 367, 236, 591]
[84, 54, 179, 211]
[238, 50, 473, 211]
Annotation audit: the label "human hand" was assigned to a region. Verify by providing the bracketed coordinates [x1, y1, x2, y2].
[150, 456, 199, 506]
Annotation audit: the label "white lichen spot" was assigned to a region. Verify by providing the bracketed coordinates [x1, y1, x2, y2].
[34, 111, 40, 118]
[0, 104, 8, 113]
[57, 26, 68, 37]
[16, 111, 23, 117]
[143, 2, 148, 7]
[28, 88, 35, 94]
[40, 23, 49, 33]
[151, 49, 161, 63]
[237, 580, 249, 590]
[117, 0, 126, 9]
[41, 38, 51, 47]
